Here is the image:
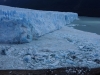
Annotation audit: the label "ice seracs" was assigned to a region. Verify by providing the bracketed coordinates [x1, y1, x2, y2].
[0, 5, 78, 43]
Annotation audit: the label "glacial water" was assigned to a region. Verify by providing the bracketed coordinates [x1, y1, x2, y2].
[72, 16, 100, 35]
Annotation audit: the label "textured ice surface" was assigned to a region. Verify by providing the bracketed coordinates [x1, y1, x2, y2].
[0, 5, 78, 43]
[0, 26, 100, 69]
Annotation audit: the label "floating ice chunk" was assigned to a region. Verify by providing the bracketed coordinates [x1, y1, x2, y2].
[23, 55, 32, 63]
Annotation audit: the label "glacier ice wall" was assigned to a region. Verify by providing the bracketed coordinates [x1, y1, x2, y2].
[0, 5, 78, 43]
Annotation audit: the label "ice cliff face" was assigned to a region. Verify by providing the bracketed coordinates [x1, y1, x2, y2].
[0, 5, 78, 43]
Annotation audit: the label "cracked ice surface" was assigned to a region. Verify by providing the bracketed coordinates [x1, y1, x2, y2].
[0, 5, 78, 43]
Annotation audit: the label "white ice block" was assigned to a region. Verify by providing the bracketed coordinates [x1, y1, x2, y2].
[0, 5, 78, 43]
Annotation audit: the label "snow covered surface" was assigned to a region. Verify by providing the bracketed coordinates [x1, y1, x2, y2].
[0, 25, 100, 70]
[0, 5, 78, 43]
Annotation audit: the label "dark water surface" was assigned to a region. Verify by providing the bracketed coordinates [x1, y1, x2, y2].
[72, 16, 100, 35]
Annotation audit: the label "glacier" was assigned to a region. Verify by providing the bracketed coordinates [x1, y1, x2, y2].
[0, 5, 78, 43]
